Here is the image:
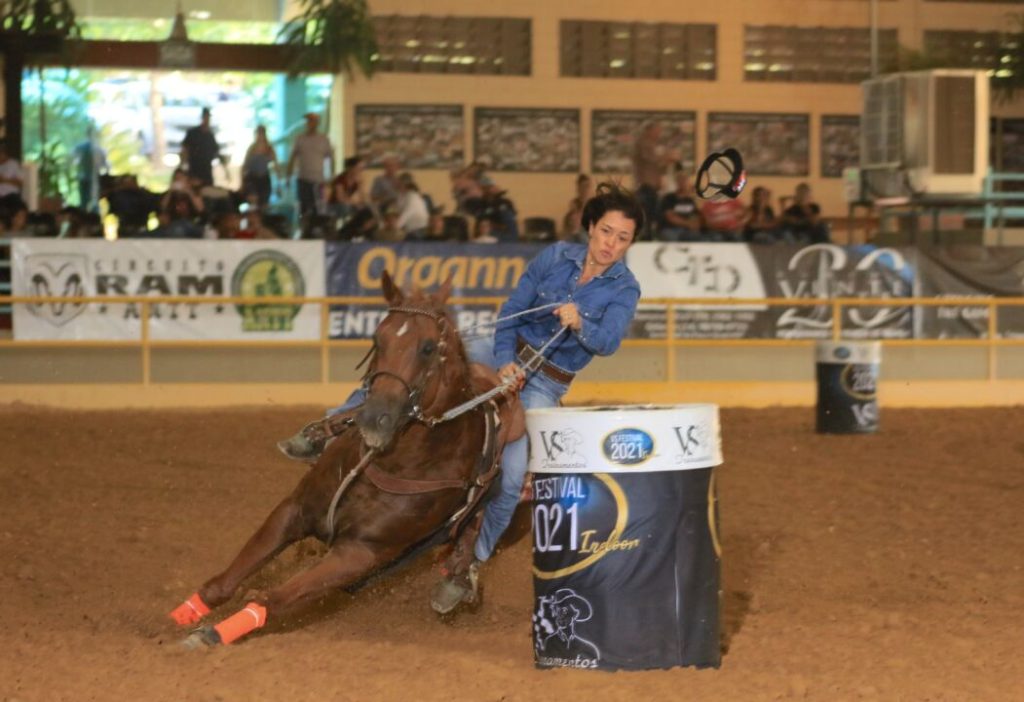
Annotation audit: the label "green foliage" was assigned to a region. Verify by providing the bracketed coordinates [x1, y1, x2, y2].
[1, 0, 80, 37]
[277, 0, 379, 78]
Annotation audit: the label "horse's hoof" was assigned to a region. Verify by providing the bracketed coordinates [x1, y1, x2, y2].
[180, 625, 222, 650]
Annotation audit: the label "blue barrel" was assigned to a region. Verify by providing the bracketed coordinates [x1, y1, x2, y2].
[527, 404, 723, 671]
[815, 341, 881, 434]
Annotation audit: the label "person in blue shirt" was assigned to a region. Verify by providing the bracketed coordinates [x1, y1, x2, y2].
[277, 182, 644, 613]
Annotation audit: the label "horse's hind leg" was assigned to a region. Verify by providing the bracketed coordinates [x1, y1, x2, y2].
[187, 538, 398, 646]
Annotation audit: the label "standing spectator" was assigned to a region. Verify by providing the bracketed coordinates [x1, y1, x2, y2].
[286, 112, 335, 219]
[632, 122, 668, 238]
[700, 197, 745, 242]
[369, 155, 401, 209]
[71, 124, 108, 212]
[241, 125, 279, 207]
[395, 172, 429, 237]
[180, 107, 226, 187]
[657, 171, 701, 241]
[743, 186, 780, 243]
[561, 173, 593, 240]
[781, 183, 830, 244]
[0, 141, 24, 199]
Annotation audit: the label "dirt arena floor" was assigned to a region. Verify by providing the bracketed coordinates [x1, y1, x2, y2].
[1, 404, 1022, 702]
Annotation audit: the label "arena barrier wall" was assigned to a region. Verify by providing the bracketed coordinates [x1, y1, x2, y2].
[2, 294, 1024, 409]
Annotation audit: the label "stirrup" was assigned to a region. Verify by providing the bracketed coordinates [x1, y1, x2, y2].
[430, 561, 480, 615]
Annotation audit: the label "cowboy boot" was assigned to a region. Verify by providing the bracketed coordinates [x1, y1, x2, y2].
[430, 513, 484, 615]
[276, 410, 356, 462]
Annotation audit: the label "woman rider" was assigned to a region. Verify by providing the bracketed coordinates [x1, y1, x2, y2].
[277, 182, 644, 614]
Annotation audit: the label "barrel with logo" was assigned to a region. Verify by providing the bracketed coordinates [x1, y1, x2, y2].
[527, 404, 723, 671]
[815, 341, 881, 434]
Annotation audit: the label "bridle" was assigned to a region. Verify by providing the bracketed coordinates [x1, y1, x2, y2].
[360, 304, 456, 426]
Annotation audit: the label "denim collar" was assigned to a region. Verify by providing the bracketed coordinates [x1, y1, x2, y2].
[563, 242, 627, 280]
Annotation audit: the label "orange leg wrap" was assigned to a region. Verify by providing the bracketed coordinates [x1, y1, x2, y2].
[169, 592, 211, 627]
[213, 603, 268, 645]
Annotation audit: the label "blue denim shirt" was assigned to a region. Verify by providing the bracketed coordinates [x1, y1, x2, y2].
[493, 241, 641, 374]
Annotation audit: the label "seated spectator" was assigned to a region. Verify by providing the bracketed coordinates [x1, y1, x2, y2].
[153, 190, 204, 238]
[743, 186, 780, 244]
[781, 183, 830, 244]
[212, 211, 243, 239]
[369, 155, 401, 209]
[424, 205, 448, 241]
[106, 175, 159, 237]
[238, 210, 284, 240]
[374, 204, 405, 242]
[395, 172, 429, 238]
[470, 217, 499, 244]
[473, 179, 519, 242]
[657, 171, 701, 241]
[58, 206, 103, 238]
[561, 173, 593, 240]
[0, 194, 29, 236]
[700, 197, 745, 242]
[451, 162, 486, 214]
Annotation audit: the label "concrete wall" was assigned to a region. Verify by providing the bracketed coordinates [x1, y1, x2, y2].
[342, 0, 1024, 224]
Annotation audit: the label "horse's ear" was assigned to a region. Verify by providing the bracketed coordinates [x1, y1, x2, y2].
[436, 274, 455, 305]
[381, 270, 404, 306]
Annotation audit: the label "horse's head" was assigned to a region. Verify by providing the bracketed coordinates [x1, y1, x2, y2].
[356, 271, 467, 451]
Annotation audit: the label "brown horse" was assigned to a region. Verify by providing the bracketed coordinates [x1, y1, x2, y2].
[168, 271, 524, 646]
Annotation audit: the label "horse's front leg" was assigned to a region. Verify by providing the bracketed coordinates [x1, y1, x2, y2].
[169, 467, 335, 627]
[186, 538, 398, 646]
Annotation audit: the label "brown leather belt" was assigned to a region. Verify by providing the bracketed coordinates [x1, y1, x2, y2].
[516, 338, 575, 385]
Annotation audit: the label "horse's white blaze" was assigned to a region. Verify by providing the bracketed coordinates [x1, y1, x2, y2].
[396, 321, 410, 337]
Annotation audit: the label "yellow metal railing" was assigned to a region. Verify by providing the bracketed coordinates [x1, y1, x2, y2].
[3, 295, 1024, 384]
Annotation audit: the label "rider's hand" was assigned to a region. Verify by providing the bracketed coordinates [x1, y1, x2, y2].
[499, 362, 526, 392]
[553, 303, 582, 331]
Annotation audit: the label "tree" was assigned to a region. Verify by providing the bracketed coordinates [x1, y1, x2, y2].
[277, 0, 378, 79]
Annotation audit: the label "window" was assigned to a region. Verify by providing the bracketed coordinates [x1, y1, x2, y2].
[744, 26, 898, 83]
[372, 15, 531, 76]
[560, 20, 716, 80]
[924, 30, 1017, 74]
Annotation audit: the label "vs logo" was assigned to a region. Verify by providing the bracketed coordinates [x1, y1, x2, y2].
[673, 423, 711, 462]
[538, 429, 584, 465]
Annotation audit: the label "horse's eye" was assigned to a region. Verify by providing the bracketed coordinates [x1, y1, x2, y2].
[420, 340, 436, 357]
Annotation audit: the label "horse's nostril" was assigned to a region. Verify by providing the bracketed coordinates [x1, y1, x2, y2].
[377, 414, 392, 430]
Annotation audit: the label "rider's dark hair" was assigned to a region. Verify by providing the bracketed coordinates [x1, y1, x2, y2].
[580, 181, 645, 238]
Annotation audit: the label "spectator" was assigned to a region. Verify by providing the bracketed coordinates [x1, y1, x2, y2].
[238, 209, 283, 240]
[106, 175, 159, 238]
[561, 173, 593, 240]
[181, 107, 227, 187]
[57, 206, 102, 238]
[369, 155, 401, 209]
[632, 122, 669, 238]
[700, 197, 745, 242]
[0, 141, 24, 199]
[374, 204, 405, 242]
[0, 193, 29, 236]
[451, 162, 485, 214]
[743, 186, 780, 244]
[286, 112, 335, 219]
[71, 124, 108, 212]
[425, 205, 448, 240]
[212, 211, 243, 239]
[241, 125, 279, 207]
[476, 178, 519, 241]
[781, 183, 830, 244]
[470, 217, 499, 244]
[657, 171, 701, 241]
[395, 172, 429, 238]
[155, 190, 204, 238]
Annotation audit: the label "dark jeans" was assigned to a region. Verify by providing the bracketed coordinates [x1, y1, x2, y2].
[296, 179, 319, 218]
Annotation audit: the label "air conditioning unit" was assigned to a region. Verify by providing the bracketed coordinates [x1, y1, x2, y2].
[861, 69, 989, 196]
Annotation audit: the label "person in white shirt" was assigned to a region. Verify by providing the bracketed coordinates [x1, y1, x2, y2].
[395, 172, 429, 237]
[286, 113, 335, 219]
[0, 142, 24, 198]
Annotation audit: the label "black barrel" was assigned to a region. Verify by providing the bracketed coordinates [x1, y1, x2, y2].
[815, 341, 881, 434]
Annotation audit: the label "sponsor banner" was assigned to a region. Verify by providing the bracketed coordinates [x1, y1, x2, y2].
[12, 240, 325, 340]
[324, 241, 541, 339]
[528, 404, 722, 670]
[769, 244, 915, 340]
[527, 404, 722, 474]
